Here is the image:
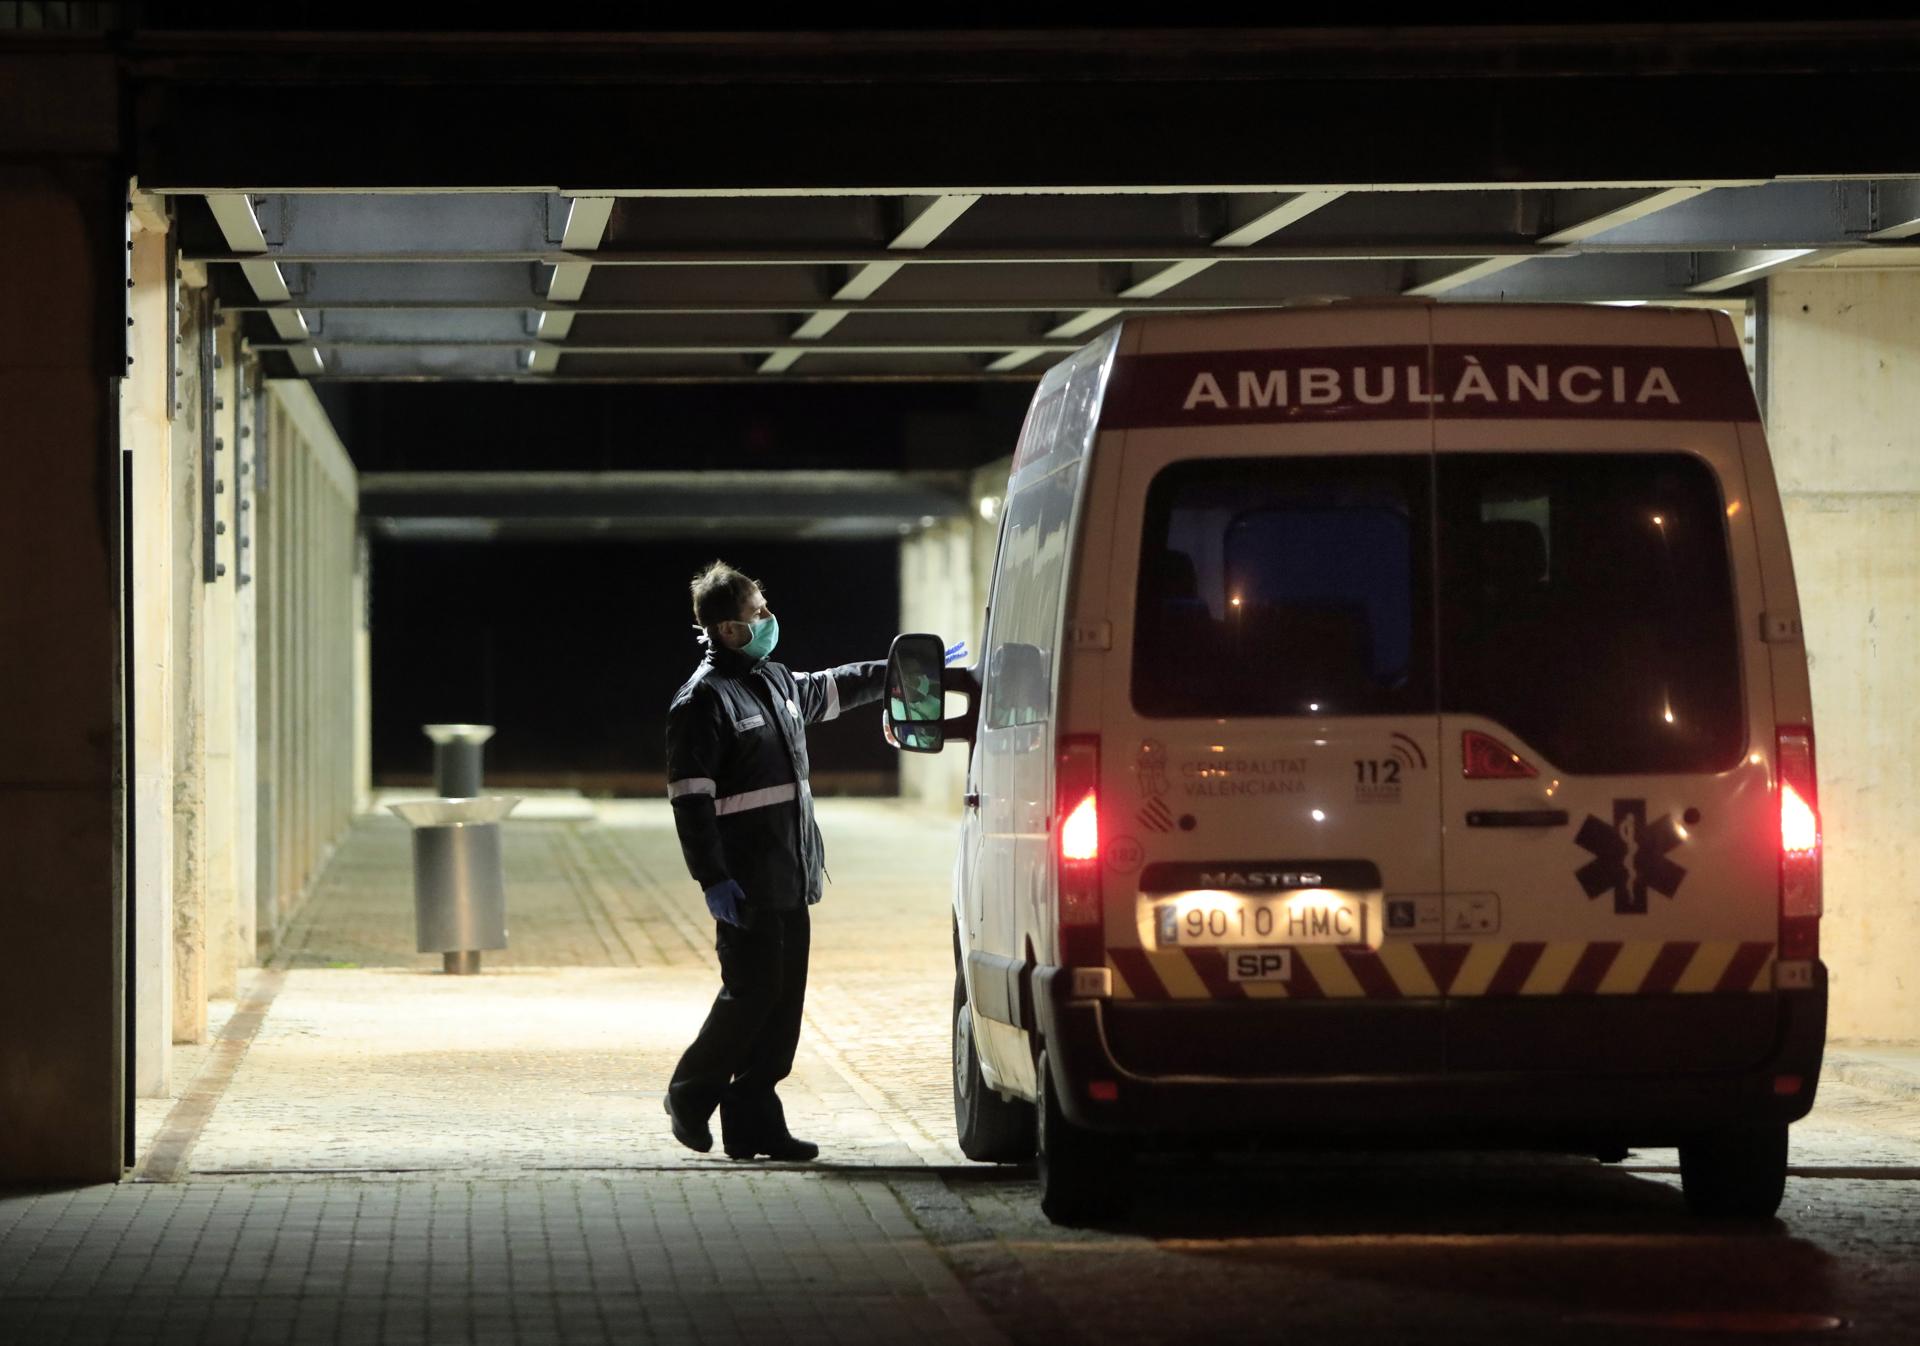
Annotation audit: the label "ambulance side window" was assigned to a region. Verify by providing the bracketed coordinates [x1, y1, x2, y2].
[983, 468, 1076, 730]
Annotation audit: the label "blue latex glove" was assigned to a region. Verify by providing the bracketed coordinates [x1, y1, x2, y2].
[704, 879, 748, 927]
[944, 640, 969, 666]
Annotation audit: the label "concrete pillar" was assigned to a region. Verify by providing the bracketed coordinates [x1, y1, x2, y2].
[125, 196, 175, 1095]
[252, 386, 279, 951]
[170, 282, 208, 1046]
[203, 317, 240, 999]
[0, 165, 126, 1181]
[234, 363, 260, 966]
[268, 399, 290, 935]
[896, 463, 1011, 813]
[1765, 269, 1920, 1041]
[898, 516, 975, 811]
[355, 534, 372, 814]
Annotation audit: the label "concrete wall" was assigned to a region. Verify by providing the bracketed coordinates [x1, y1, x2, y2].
[1767, 269, 1920, 1041]
[0, 165, 125, 1182]
[898, 458, 1013, 811]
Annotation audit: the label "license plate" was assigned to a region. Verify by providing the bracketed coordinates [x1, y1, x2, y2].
[1154, 891, 1375, 948]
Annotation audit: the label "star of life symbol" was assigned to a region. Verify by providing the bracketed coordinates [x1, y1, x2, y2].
[1574, 798, 1686, 915]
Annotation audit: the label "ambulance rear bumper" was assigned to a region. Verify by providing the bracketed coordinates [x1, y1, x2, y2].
[1033, 962, 1828, 1145]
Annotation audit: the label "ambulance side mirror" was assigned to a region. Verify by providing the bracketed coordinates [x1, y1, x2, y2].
[885, 633, 979, 753]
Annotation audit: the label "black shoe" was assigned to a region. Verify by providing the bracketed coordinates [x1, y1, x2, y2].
[664, 1093, 712, 1154]
[725, 1134, 820, 1162]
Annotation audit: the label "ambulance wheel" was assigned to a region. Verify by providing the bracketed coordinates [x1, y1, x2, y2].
[953, 967, 1036, 1162]
[1037, 1050, 1131, 1225]
[1679, 1124, 1788, 1219]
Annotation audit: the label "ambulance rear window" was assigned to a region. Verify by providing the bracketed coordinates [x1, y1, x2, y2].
[1435, 452, 1743, 774]
[1131, 456, 1434, 718]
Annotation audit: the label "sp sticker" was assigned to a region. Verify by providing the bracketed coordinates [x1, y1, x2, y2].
[1226, 949, 1293, 983]
[1575, 799, 1687, 914]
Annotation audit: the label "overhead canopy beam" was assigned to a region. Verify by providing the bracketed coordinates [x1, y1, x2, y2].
[1865, 179, 1920, 240]
[1027, 190, 1346, 371]
[257, 338, 1088, 355]
[359, 469, 969, 540]
[192, 241, 1783, 265]
[1407, 187, 1712, 296]
[764, 193, 980, 374]
[188, 175, 1920, 383]
[1688, 248, 1837, 293]
[205, 193, 324, 373]
[530, 195, 613, 371]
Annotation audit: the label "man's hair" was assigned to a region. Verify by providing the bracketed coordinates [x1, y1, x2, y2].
[690, 560, 760, 629]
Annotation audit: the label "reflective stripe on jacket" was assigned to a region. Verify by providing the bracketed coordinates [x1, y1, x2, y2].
[664, 644, 886, 910]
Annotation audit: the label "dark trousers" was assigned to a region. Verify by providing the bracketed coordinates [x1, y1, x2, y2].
[668, 905, 811, 1144]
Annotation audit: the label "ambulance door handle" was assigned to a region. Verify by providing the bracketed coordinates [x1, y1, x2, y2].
[1465, 809, 1569, 828]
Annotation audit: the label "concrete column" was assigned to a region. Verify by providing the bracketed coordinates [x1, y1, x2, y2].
[252, 386, 279, 951]
[170, 281, 208, 1046]
[1766, 269, 1920, 1041]
[300, 447, 314, 884]
[898, 514, 977, 811]
[125, 197, 175, 1095]
[355, 534, 372, 814]
[0, 165, 126, 1181]
[268, 400, 290, 934]
[234, 362, 260, 966]
[203, 317, 240, 999]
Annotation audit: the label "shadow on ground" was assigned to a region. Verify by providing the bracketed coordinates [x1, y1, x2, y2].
[945, 1151, 1848, 1343]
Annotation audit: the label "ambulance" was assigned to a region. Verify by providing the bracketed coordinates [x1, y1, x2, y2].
[883, 302, 1825, 1225]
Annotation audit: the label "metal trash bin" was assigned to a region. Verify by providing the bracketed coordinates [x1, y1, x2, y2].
[422, 723, 496, 799]
[387, 796, 520, 974]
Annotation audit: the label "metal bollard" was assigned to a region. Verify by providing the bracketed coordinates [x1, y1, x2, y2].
[422, 723, 495, 798]
[387, 796, 519, 974]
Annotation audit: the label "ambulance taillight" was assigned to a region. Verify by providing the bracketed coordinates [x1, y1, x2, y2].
[1057, 736, 1103, 967]
[1777, 726, 1821, 962]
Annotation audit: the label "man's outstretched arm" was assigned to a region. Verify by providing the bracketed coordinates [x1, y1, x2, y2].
[665, 687, 730, 888]
[793, 660, 886, 725]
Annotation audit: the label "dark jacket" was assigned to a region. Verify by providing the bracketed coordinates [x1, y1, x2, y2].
[665, 642, 886, 911]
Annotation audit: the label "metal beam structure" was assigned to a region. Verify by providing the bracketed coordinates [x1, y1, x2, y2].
[186, 181, 1920, 381]
[357, 470, 969, 540]
[136, 25, 1920, 383]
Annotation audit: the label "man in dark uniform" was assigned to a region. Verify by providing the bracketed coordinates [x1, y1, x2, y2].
[662, 560, 887, 1161]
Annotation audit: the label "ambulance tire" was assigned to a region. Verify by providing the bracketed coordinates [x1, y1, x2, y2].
[1037, 1050, 1132, 1225]
[1678, 1123, 1789, 1219]
[953, 968, 1037, 1163]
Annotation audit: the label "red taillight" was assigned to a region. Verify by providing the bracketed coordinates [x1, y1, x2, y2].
[1780, 783, 1817, 857]
[1057, 735, 1102, 966]
[1462, 729, 1538, 779]
[1061, 791, 1099, 862]
[1778, 726, 1821, 962]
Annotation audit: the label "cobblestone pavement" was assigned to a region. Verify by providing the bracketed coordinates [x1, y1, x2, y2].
[10, 800, 1920, 1343]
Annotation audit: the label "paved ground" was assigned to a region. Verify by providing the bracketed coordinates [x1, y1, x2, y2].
[9, 799, 1920, 1344]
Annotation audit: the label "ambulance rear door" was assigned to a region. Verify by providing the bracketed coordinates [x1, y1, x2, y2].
[1428, 310, 1781, 1075]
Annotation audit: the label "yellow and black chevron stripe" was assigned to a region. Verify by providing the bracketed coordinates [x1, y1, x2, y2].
[1107, 940, 1777, 1001]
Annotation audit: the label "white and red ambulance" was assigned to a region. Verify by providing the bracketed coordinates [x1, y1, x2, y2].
[884, 302, 1825, 1225]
